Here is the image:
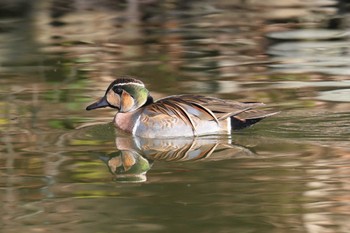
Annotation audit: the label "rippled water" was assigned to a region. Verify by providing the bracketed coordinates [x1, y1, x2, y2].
[1, 0, 350, 232]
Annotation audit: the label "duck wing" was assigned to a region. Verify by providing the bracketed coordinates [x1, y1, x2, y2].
[146, 95, 277, 131]
[181, 95, 278, 129]
[145, 95, 219, 132]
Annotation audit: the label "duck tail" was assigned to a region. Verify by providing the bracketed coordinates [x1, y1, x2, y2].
[230, 111, 279, 130]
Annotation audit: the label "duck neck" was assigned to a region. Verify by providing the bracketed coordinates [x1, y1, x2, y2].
[114, 94, 153, 133]
[143, 94, 154, 106]
[114, 108, 143, 133]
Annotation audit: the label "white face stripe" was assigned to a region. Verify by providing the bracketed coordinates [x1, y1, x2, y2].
[113, 82, 144, 87]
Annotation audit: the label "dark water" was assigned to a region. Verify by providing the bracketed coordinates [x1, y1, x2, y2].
[1, 0, 350, 232]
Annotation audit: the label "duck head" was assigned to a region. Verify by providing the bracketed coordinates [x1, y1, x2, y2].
[86, 77, 152, 112]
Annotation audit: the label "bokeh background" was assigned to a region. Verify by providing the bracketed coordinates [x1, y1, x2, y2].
[1, 0, 350, 233]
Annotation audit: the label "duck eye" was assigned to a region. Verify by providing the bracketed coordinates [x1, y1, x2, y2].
[113, 86, 123, 95]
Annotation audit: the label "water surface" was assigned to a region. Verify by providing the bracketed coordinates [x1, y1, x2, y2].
[1, 1, 350, 232]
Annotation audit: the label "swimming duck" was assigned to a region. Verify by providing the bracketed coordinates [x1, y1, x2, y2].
[86, 76, 277, 138]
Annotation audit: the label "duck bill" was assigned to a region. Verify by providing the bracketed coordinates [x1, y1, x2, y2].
[86, 96, 110, 111]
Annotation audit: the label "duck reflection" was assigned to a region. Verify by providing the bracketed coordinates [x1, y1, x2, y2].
[100, 134, 254, 183]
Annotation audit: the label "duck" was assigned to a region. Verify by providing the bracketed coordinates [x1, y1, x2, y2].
[86, 76, 277, 138]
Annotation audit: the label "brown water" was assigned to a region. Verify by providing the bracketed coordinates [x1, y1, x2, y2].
[1, 0, 350, 232]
